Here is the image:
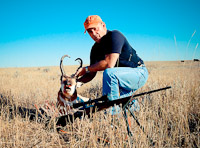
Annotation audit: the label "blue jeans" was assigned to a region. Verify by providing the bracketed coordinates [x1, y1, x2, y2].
[102, 66, 148, 115]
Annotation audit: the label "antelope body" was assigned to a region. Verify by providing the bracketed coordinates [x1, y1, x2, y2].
[57, 55, 89, 115]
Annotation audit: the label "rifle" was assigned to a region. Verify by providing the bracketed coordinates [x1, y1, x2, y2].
[56, 86, 171, 146]
[56, 86, 171, 126]
[72, 86, 171, 111]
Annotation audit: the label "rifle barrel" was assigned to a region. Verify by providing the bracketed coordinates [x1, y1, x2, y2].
[132, 86, 171, 98]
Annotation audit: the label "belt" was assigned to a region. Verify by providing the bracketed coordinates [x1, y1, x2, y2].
[138, 64, 145, 67]
[137, 60, 145, 67]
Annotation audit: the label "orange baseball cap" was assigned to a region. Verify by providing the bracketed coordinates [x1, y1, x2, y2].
[84, 15, 103, 33]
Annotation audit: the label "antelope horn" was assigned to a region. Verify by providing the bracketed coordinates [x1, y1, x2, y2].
[75, 58, 83, 72]
[60, 55, 70, 77]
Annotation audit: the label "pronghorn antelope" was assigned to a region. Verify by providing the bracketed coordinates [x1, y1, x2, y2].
[57, 55, 89, 116]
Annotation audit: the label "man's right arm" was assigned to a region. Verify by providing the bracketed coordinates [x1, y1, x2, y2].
[77, 72, 97, 83]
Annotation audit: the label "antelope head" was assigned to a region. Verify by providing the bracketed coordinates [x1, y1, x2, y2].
[60, 55, 83, 99]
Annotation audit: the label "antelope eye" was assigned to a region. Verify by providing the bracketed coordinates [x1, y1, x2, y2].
[64, 81, 68, 85]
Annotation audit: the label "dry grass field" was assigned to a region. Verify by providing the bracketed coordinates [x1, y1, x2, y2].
[0, 61, 199, 148]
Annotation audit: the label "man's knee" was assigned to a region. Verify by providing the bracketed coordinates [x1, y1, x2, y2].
[103, 68, 114, 79]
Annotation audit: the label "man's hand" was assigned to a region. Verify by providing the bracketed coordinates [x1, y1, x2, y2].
[75, 67, 86, 78]
[75, 66, 97, 83]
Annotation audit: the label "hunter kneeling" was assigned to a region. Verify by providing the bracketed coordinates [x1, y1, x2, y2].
[75, 15, 148, 115]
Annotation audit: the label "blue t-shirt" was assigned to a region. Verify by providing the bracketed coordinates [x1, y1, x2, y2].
[90, 30, 143, 68]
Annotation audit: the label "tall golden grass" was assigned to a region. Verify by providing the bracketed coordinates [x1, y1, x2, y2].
[0, 61, 199, 147]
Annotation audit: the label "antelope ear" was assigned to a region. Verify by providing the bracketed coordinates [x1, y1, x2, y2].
[76, 82, 83, 88]
[60, 75, 68, 82]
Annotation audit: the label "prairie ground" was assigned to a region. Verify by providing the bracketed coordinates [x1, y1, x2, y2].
[0, 61, 199, 147]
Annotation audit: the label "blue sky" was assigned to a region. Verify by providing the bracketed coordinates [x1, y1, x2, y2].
[0, 0, 199, 67]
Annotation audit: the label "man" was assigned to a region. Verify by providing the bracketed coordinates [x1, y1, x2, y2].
[76, 15, 148, 115]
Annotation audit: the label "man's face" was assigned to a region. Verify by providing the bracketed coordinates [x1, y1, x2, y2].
[87, 22, 107, 43]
